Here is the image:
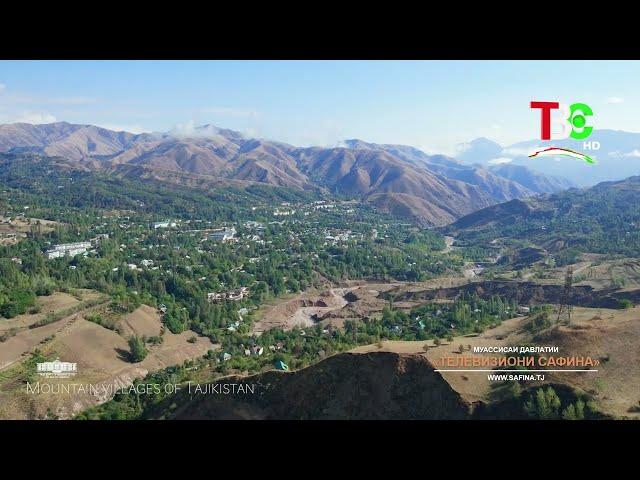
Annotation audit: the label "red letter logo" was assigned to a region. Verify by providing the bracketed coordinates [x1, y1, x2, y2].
[531, 101, 559, 140]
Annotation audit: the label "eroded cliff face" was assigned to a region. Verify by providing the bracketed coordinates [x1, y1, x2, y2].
[170, 352, 475, 420]
[388, 280, 634, 309]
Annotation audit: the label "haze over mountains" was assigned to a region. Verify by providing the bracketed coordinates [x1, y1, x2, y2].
[0, 122, 575, 226]
[456, 130, 640, 187]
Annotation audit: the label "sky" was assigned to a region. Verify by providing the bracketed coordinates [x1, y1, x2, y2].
[0, 60, 639, 155]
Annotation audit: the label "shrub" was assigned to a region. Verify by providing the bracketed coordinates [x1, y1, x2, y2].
[617, 299, 633, 309]
[128, 335, 148, 363]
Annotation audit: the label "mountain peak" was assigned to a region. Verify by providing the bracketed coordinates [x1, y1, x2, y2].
[166, 123, 245, 141]
[469, 137, 501, 147]
[455, 137, 504, 165]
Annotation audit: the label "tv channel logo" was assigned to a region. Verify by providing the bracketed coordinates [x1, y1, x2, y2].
[530, 101, 598, 150]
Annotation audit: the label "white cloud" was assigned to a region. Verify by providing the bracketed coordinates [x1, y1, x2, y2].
[0, 83, 5, 93]
[608, 149, 640, 158]
[606, 96, 624, 104]
[502, 146, 539, 157]
[168, 120, 242, 139]
[169, 120, 198, 137]
[455, 142, 471, 154]
[10, 111, 57, 124]
[487, 157, 513, 165]
[420, 144, 457, 157]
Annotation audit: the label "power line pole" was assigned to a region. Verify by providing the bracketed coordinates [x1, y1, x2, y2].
[557, 266, 573, 325]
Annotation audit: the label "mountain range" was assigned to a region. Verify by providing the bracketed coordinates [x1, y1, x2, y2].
[442, 175, 640, 259]
[0, 122, 574, 226]
[456, 130, 640, 187]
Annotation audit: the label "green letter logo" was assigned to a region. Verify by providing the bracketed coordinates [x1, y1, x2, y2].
[568, 103, 593, 140]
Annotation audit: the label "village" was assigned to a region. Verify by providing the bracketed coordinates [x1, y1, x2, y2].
[0, 181, 477, 417]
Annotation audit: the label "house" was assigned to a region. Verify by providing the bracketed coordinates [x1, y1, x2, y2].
[518, 305, 531, 314]
[210, 227, 236, 243]
[244, 221, 264, 230]
[159, 304, 168, 314]
[227, 321, 240, 332]
[153, 221, 177, 229]
[227, 287, 249, 301]
[141, 259, 154, 267]
[207, 287, 241, 303]
[221, 353, 232, 362]
[274, 360, 289, 371]
[273, 209, 296, 216]
[45, 242, 91, 260]
[250, 346, 264, 356]
[207, 292, 225, 302]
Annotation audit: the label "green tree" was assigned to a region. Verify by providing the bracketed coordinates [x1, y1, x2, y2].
[561, 404, 577, 420]
[575, 399, 585, 420]
[128, 335, 148, 363]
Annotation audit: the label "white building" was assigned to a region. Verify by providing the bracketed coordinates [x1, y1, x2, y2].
[153, 221, 177, 229]
[45, 242, 91, 260]
[207, 287, 249, 303]
[210, 227, 236, 243]
[273, 209, 296, 216]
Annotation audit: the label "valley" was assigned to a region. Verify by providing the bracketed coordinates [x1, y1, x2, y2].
[0, 123, 574, 226]
[1, 122, 640, 421]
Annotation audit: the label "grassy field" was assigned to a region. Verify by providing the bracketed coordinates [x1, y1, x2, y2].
[0, 303, 216, 419]
[351, 305, 640, 419]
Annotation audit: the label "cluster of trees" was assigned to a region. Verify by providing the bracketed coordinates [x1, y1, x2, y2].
[454, 181, 640, 260]
[523, 386, 591, 420]
[0, 258, 40, 318]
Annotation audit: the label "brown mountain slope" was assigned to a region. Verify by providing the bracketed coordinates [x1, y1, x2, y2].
[0, 122, 151, 161]
[168, 305, 640, 420]
[0, 121, 546, 225]
[109, 139, 233, 174]
[367, 192, 457, 225]
[170, 352, 474, 420]
[342, 139, 536, 200]
[0, 122, 83, 151]
[294, 147, 495, 224]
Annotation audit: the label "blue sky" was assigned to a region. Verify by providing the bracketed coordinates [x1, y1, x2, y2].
[0, 60, 638, 154]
